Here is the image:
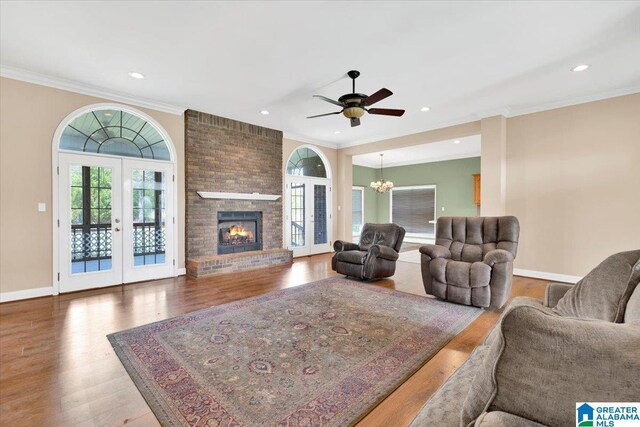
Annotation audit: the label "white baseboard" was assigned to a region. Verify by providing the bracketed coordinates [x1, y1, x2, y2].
[176, 268, 187, 276]
[514, 268, 581, 284]
[0, 286, 53, 303]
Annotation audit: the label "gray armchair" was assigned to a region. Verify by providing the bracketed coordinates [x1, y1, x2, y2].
[332, 223, 406, 280]
[420, 216, 520, 308]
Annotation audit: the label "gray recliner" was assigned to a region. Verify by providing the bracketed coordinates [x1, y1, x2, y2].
[332, 223, 406, 280]
[420, 216, 520, 309]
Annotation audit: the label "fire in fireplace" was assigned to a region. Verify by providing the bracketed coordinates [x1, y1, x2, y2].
[217, 211, 261, 254]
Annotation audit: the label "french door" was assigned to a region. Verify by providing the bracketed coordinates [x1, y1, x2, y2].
[58, 153, 174, 292]
[285, 177, 331, 257]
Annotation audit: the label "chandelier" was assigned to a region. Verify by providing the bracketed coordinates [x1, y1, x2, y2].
[370, 154, 394, 193]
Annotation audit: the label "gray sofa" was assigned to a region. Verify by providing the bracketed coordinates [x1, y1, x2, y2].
[332, 223, 405, 280]
[420, 216, 520, 309]
[410, 249, 640, 427]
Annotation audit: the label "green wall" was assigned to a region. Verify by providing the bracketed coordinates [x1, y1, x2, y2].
[352, 157, 480, 224]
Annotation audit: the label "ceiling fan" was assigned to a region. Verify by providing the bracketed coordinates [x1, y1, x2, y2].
[307, 70, 405, 127]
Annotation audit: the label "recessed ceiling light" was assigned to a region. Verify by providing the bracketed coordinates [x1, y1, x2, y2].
[453, 140, 461, 144]
[571, 64, 590, 72]
[334, 131, 341, 134]
[259, 110, 269, 115]
[420, 106, 431, 112]
[128, 71, 145, 79]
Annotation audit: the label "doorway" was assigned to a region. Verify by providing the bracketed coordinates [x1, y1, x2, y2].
[53, 105, 177, 293]
[285, 146, 332, 257]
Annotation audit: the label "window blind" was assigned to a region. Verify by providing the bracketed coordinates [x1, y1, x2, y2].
[391, 187, 435, 234]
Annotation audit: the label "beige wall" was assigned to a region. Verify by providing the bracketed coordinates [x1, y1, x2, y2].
[0, 77, 185, 294]
[282, 139, 339, 248]
[480, 116, 507, 216]
[506, 93, 640, 277]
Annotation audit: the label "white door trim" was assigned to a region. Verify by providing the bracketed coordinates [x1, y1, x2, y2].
[52, 103, 178, 295]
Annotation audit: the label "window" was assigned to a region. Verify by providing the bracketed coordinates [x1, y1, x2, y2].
[286, 147, 327, 178]
[390, 185, 436, 236]
[60, 109, 171, 161]
[352, 187, 364, 236]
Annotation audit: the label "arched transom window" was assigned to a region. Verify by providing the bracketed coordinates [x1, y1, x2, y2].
[286, 147, 327, 178]
[60, 109, 171, 161]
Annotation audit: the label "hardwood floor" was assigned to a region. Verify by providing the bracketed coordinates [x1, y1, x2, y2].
[0, 254, 547, 427]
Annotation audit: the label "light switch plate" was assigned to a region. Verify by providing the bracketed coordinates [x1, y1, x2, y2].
[38, 203, 46, 212]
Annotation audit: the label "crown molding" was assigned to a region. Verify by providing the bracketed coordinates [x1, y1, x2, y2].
[504, 85, 640, 118]
[0, 65, 185, 115]
[282, 132, 338, 149]
[3, 64, 636, 142]
[334, 114, 483, 150]
[352, 151, 480, 169]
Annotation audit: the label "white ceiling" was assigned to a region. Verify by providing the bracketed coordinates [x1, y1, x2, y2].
[1, 1, 639, 149]
[352, 135, 481, 168]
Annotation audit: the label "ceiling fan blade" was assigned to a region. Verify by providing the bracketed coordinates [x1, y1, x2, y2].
[312, 95, 344, 107]
[368, 108, 405, 117]
[307, 111, 342, 119]
[350, 117, 361, 127]
[364, 88, 393, 106]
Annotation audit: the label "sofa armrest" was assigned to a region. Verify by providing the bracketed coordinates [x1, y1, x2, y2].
[419, 244, 451, 259]
[369, 244, 399, 261]
[483, 249, 514, 266]
[333, 240, 359, 252]
[461, 296, 640, 427]
[544, 282, 574, 308]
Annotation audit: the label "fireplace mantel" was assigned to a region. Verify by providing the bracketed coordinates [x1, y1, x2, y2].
[197, 191, 281, 201]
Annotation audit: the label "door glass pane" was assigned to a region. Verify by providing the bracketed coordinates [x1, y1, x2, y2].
[314, 184, 327, 245]
[132, 169, 166, 266]
[70, 165, 113, 274]
[290, 183, 305, 247]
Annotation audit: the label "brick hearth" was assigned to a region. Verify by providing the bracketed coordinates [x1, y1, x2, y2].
[185, 110, 292, 277]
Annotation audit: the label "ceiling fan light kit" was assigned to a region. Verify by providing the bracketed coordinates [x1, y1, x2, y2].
[308, 70, 405, 127]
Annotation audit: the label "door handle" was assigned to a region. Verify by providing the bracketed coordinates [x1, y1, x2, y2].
[115, 228, 121, 232]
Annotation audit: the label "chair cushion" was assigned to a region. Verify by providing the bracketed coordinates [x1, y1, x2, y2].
[461, 297, 640, 427]
[435, 216, 519, 262]
[335, 250, 368, 265]
[430, 259, 492, 307]
[553, 250, 640, 322]
[431, 259, 491, 289]
[358, 223, 405, 252]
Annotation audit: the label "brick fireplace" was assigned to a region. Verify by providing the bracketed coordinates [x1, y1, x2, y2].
[185, 110, 292, 277]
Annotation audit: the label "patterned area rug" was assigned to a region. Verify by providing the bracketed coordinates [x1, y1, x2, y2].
[108, 278, 481, 427]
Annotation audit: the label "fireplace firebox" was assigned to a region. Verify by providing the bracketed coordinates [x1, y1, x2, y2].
[217, 211, 262, 254]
